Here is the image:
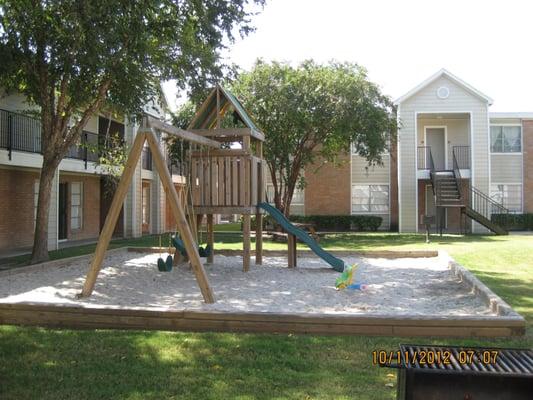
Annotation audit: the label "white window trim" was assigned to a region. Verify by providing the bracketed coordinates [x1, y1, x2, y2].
[490, 182, 523, 213]
[70, 182, 83, 231]
[489, 124, 522, 155]
[265, 183, 305, 206]
[351, 183, 390, 215]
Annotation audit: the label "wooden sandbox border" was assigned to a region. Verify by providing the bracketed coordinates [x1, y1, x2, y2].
[0, 248, 526, 337]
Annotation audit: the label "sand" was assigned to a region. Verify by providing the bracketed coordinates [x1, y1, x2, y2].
[0, 250, 495, 316]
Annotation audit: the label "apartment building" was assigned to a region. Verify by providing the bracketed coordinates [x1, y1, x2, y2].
[1, 68, 530, 256]
[267, 69, 531, 234]
[0, 90, 173, 255]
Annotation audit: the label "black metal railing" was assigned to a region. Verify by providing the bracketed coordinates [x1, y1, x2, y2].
[452, 145, 470, 169]
[417, 146, 432, 170]
[142, 147, 152, 170]
[1, 108, 102, 168]
[470, 185, 509, 227]
[452, 147, 463, 202]
[66, 131, 100, 166]
[0, 109, 42, 157]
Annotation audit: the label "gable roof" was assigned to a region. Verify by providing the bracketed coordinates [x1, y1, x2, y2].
[394, 68, 493, 106]
[188, 85, 262, 133]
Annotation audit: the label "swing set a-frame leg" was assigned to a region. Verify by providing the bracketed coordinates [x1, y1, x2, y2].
[79, 128, 215, 304]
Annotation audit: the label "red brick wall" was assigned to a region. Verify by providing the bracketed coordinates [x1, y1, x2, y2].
[0, 168, 39, 252]
[59, 174, 101, 241]
[523, 120, 533, 213]
[304, 153, 351, 215]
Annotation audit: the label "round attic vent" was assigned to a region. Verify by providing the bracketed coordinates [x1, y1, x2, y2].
[437, 86, 450, 99]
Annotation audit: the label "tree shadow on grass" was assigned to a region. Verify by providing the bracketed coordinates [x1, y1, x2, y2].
[0, 328, 397, 400]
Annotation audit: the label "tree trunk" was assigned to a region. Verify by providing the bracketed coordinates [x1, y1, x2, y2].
[30, 157, 60, 264]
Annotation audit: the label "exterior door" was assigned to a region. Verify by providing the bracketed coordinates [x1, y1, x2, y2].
[426, 127, 446, 170]
[58, 183, 68, 240]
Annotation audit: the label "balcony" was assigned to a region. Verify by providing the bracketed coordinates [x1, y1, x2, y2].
[0, 108, 100, 168]
[417, 146, 470, 170]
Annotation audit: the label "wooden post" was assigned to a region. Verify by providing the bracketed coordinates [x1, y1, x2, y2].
[207, 214, 214, 264]
[287, 234, 297, 268]
[255, 143, 264, 265]
[79, 130, 147, 298]
[145, 129, 215, 303]
[243, 214, 251, 272]
[196, 214, 204, 243]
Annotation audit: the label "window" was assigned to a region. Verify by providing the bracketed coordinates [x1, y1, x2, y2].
[490, 126, 521, 153]
[70, 182, 83, 229]
[352, 185, 389, 213]
[265, 184, 304, 205]
[490, 184, 522, 213]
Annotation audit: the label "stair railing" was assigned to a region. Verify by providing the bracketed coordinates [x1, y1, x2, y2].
[469, 185, 510, 231]
[452, 147, 463, 204]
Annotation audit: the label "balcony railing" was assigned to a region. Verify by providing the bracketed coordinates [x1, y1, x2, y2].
[452, 146, 470, 169]
[1, 108, 100, 168]
[417, 146, 432, 170]
[418, 145, 471, 170]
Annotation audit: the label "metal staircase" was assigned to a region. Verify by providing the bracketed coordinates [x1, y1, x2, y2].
[428, 147, 509, 235]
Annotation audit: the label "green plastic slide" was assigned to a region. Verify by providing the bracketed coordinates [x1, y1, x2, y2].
[258, 202, 346, 272]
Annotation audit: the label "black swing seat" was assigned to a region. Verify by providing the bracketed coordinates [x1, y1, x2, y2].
[172, 236, 212, 258]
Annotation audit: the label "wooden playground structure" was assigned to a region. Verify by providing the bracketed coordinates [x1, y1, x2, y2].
[78, 85, 266, 304]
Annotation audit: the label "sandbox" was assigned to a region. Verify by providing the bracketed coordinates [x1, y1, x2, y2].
[0, 249, 525, 337]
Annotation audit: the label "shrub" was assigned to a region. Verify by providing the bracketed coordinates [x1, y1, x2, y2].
[492, 213, 533, 231]
[289, 215, 383, 232]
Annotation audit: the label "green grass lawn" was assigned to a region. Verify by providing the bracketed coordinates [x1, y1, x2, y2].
[1, 233, 532, 399]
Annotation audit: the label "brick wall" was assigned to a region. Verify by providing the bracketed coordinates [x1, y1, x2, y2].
[304, 153, 351, 215]
[59, 174, 101, 241]
[523, 120, 533, 213]
[0, 168, 39, 252]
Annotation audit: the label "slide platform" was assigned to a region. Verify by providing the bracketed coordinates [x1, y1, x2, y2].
[257, 202, 346, 272]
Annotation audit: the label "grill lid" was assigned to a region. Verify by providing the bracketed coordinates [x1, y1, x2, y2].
[395, 344, 533, 377]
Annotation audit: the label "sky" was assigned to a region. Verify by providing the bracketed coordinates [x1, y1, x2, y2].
[163, 0, 533, 112]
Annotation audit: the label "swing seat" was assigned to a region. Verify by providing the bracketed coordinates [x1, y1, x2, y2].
[157, 257, 167, 272]
[172, 236, 211, 258]
[198, 244, 212, 258]
[165, 255, 173, 271]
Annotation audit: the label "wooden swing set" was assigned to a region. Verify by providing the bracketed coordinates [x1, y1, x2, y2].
[78, 85, 266, 304]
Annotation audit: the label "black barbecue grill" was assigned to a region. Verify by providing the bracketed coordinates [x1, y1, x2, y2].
[384, 344, 533, 400]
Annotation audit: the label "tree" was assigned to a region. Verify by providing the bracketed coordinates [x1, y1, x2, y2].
[231, 60, 397, 216]
[0, 0, 263, 263]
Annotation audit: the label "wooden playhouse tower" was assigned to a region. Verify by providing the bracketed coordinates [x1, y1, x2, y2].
[187, 85, 266, 271]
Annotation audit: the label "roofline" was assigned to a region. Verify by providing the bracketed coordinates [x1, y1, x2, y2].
[489, 112, 533, 120]
[394, 68, 493, 106]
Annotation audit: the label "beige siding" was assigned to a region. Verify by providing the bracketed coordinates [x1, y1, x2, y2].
[84, 115, 98, 134]
[0, 92, 38, 113]
[399, 75, 490, 233]
[491, 154, 523, 183]
[351, 154, 390, 183]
